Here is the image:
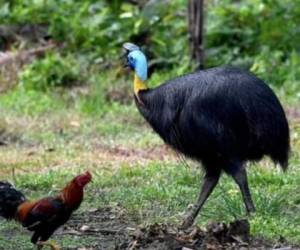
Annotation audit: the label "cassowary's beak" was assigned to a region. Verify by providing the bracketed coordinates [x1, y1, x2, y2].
[121, 49, 129, 68]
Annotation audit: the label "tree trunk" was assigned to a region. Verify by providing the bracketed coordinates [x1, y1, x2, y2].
[188, 0, 204, 69]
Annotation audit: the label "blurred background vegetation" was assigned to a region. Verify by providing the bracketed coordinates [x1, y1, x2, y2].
[0, 0, 299, 103]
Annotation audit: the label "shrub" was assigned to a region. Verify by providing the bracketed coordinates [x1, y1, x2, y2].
[19, 53, 83, 91]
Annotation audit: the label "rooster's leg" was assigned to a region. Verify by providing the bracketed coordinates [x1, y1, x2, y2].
[181, 170, 221, 229]
[37, 241, 61, 250]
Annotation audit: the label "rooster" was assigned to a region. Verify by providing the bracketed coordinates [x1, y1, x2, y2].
[0, 171, 92, 250]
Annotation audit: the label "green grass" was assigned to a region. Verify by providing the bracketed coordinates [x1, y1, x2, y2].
[0, 72, 299, 249]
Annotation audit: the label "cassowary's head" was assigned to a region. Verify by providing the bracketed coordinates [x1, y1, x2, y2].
[123, 43, 148, 81]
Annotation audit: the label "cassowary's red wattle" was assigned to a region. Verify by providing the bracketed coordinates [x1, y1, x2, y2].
[123, 43, 290, 229]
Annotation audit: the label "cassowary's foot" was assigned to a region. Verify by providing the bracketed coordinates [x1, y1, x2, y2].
[179, 204, 197, 229]
[180, 172, 221, 230]
[37, 241, 61, 250]
[181, 214, 195, 229]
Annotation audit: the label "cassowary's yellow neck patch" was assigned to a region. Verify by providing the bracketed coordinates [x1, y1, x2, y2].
[134, 74, 148, 96]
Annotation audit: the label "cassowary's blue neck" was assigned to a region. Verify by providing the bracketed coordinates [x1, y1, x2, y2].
[135, 58, 148, 81]
[131, 50, 148, 96]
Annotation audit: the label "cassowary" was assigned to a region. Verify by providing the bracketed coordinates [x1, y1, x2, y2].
[122, 43, 290, 229]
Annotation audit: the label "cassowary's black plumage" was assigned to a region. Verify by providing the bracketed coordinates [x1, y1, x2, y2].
[137, 67, 289, 169]
[123, 43, 290, 228]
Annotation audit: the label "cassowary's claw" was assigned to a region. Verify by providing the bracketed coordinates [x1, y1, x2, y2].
[180, 213, 195, 229]
[37, 241, 61, 250]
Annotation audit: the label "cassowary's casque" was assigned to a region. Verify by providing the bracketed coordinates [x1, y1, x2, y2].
[123, 43, 290, 228]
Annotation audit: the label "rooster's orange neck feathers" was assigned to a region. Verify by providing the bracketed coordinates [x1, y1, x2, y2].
[60, 181, 84, 209]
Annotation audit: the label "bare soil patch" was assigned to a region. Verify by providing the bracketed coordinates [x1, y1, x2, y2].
[53, 206, 298, 250]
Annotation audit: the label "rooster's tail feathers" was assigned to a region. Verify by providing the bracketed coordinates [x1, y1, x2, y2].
[0, 181, 26, 219]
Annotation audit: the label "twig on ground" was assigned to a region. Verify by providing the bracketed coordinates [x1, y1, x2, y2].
[127, 240, 138, 250]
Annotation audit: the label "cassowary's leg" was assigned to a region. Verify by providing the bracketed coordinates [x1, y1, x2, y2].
[181, 170, 221, 229]
[226, 165, 256, 214]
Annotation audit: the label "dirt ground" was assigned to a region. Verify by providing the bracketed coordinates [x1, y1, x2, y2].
[47, 206, 298, 250]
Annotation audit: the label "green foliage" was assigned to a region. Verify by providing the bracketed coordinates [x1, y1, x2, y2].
[2, 0, 298, 99]
[206, 0, 300, 62]
[206, 0, 300, 100]
[251, 49, 300, 92]
[2, 0, 188, 66]
[19, 53, 82, 91]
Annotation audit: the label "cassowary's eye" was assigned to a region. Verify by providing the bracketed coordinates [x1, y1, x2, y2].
[128, 55, 134, 62]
